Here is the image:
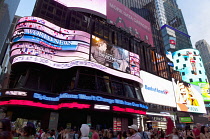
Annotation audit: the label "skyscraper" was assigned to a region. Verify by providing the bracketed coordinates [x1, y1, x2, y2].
[0, 0, 20, 80]
[195, 40, 210, 82]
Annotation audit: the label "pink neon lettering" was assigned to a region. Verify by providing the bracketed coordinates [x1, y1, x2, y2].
[0, 100, 90, 110]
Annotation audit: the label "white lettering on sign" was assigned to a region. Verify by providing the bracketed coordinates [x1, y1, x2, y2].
[5, 91, 27, 96]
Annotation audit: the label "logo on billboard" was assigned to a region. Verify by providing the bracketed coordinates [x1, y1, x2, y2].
[145, 85, 169, 95]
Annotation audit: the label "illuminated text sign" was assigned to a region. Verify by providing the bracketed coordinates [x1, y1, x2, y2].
[5, 91, 27, 96]
[33, 93, 148, 109]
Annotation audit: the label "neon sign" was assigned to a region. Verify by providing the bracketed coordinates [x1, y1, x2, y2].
[5, 91, 27, 96]
[33, 93, 148, 109]
[0, 100, 90, 110]
[113, 106, 146, 115]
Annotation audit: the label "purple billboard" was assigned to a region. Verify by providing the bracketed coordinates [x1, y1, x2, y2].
[106, 0, 153, 46]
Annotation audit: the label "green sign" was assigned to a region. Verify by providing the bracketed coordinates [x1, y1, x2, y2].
[180, 117, 193, 123]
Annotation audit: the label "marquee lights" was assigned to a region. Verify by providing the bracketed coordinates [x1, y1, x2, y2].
[0, 100, 91, 110]
[113, 106, 146, 115]
[33, 93, 148, 109]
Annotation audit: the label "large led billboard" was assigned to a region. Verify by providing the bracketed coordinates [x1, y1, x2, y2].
[11, 17, 143, 84]
[91, 35, 140, 77]
[54, 0, 106, 18]
[172, 79, 206, 113]
[106, 0, 153, 46]
[12, 29, 89, 50]
[172, 49, 209, 102]
[52, 0, 153, 46]
[140, 71, 176, 107]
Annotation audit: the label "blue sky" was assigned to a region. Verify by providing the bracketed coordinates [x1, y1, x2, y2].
[15, 0, 210, 47]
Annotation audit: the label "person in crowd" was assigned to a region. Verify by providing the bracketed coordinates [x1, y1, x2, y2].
[137, 127, 148, 139]
[126, 130, 131, 139]
[184, 127, 195, 139]
[168, 128, 179, 139]
[98, 131, 103, 139]
[128, 124, 141, 139]
[144, 129, 152, 139]
[19, 122, 36, 139]
[159, 129, 165, 139]
[200, 126, 210, 139]
[193, 123, 201, 139]
[107, 129, 113, 139]
[117, 131, 122, 139]
[41, 129, 49, 139]
[0, 118, 13, 139]
[80, 124, 90, 139]
[47, 131, 54, 139]
[90, 127, 99, 139]
[57, 128, 65, 139]
[122, 131, 127, 139]
[102, 129, 109, 139]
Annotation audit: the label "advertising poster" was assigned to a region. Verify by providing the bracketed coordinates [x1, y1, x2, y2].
[173, 79, 206, 113]
[106, 0, 154, 46]
[140, 71, 176, 107]
[91, 35, 130, 73]
[129, 52, 140, 77]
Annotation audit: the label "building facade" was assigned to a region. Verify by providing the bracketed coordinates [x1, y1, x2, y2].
[195, 40, 210, 83]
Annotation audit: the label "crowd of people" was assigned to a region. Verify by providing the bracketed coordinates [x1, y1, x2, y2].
[0, 118, 210, 139]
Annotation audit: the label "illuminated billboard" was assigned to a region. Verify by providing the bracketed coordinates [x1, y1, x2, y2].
[54, 0, 106, 18]
[106, 0, 153, 46]
[91, 35, 140, 76]
[12, 29, 89, 50]
[11, 17, 143, 84]
[172, 49, 209, 102]
[173, 79, 206, 113]
[140, 71, 176, 107]
[52, 0, 153, 46]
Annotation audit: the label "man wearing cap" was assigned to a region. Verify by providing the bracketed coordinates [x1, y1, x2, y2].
[128, 124, 141, 139]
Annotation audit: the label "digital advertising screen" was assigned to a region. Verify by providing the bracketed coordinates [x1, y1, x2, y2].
[172, 49, 209, 102]
[91, 35, 140, 76]
[16, 22, 90, 44]
[53, 0, 107, 18]
[91, 35, 130, 73]
[106, 0, 154, 46]
[173, 79, 206, 113]
[12, 29, 90, 51]
[140, 71, 176, 107]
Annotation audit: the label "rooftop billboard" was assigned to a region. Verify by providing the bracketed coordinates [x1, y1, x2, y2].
[53, 0, 153, 46]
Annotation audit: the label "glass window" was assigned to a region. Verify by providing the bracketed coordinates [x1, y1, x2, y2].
[124, 84, 137, 99]
[97, 77, 112, 94]
[184, 57, 188, 61]
[182, 72, 185, 76]
[176, 59, 179, 63]
[77, 74, 96, 90]
[111, 81, 124, 96]
[189, 79, 193, 82]
[199, 70, 202, 74]
[199, 78, 202, 82]
[183, 64, 186, 67]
